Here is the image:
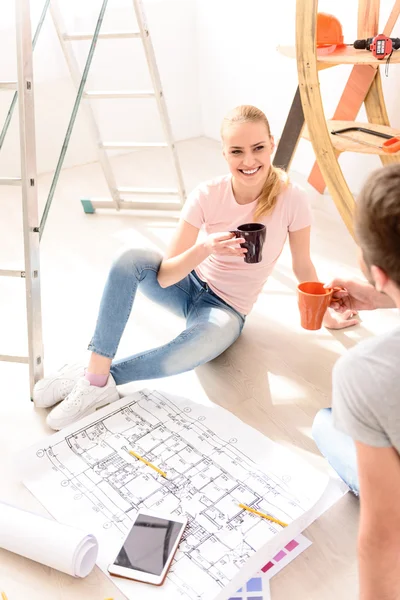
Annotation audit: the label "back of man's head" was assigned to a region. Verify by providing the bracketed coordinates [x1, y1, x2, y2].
[356, 164, 400, 287]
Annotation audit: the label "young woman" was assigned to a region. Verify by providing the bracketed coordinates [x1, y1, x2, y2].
[34, 105, 358, 430]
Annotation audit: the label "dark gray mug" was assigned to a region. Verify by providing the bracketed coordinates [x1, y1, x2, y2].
[230, 223, 267, 264]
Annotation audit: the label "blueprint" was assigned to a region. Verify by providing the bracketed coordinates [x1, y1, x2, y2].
[20, 389, 336, 599]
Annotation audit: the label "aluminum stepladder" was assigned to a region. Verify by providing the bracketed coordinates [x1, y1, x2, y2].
[43, 0, 186, 223]
[0, 0, 185, 395]
[0, 0, 45, 396]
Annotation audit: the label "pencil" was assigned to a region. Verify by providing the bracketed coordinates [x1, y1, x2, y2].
[129, 450, 167, 478]
[1, 592, 9, 600]
[238, 503, 288, 528]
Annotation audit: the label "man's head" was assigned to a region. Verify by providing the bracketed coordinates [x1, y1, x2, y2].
[356, 164, 400, 300]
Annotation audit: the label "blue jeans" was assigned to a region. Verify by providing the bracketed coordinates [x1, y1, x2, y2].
[312, 408, 359, 496]
[88, 248, 245, 385]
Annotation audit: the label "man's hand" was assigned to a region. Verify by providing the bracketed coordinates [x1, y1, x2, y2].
[322, 307, 359, 330]
[325, 278, 395, 312]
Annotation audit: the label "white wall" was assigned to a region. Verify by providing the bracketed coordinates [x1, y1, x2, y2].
[196, 0, 400, 194]
[2, 0, 400, 190]
[0, 0, 201, 177]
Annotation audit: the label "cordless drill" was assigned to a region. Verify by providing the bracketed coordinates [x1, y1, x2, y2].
[354, 34, 400, 59]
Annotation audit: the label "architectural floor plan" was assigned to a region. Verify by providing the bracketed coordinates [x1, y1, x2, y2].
[21, 389, 330, 599]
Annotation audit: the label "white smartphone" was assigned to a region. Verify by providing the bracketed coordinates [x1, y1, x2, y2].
[108, 509, 187, 586]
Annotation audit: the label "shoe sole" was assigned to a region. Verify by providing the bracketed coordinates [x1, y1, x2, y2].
[47, 389, 120, 431]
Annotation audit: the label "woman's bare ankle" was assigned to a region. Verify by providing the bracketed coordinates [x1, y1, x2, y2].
[87, 353, 112, 376]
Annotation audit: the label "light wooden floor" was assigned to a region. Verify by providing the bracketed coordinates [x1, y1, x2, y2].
[1, 139, 398, 600]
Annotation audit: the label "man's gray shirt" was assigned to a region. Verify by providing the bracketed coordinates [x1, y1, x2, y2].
[333, 325, 400, 451]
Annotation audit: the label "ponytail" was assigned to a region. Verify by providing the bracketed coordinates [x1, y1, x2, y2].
[254, 166, 288, 221]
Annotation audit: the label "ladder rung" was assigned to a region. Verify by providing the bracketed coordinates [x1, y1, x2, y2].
[84, 90, 155, 99]
[0, 269, 24, 278]
[0, 355, 29, 364]
[63, 31, 141, 41]
[100, 142, 168, 150]
[117, 187, 179, 196]
[0, 177, 22, 186]
[87, 199, 181, 212]
[0, 82, 17, 90]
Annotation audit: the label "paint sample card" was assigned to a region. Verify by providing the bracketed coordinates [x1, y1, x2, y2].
[229, 535, 311, 599]
[260, 534, 311, 580]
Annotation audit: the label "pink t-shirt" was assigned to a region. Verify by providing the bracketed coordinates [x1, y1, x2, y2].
[181, 174, 312, 315]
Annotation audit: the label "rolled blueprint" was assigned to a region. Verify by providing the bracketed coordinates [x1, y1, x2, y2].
[0, 501, 98, 577]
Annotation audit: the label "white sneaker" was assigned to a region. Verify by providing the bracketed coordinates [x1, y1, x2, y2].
[33, 363, 85, 408]
[46, 374, 119, 431]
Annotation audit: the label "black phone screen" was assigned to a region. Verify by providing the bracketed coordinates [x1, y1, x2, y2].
[113, 514, 185, 576]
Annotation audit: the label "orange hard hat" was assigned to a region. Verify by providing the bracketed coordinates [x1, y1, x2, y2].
[316, 12, 344, 47]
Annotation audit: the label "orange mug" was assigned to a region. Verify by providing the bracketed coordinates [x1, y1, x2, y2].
[297, 281, 342, 330]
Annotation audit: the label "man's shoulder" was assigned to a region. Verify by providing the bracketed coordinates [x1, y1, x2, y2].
[334, 326, 400, 389]
[333, 325, 400, 447]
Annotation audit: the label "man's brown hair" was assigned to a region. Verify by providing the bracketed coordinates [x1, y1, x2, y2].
[356, 164, 400, 287]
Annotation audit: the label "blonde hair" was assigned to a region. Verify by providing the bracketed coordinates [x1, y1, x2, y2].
[221, 105, 288, 220]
